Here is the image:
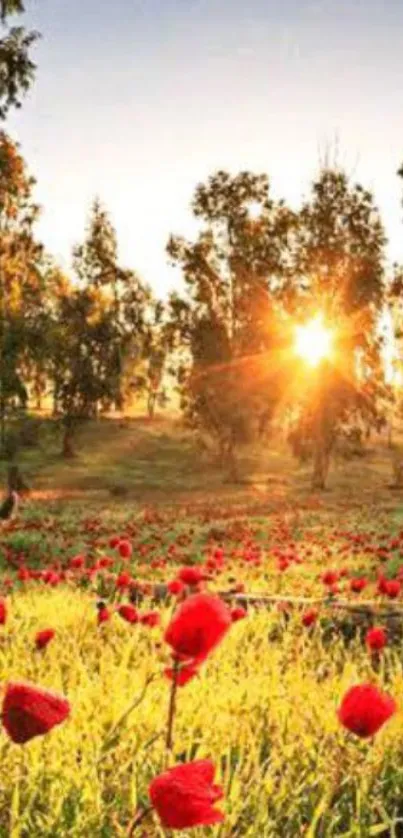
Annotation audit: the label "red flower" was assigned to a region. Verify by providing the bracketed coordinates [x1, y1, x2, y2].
[69, 554, 85, 569]
[338, 683, 396, 738]
[118, 604, 139, 624]
[0, 598, 7, 625]
[116, 572, 132, 590]
[118, 539, 132, 559]
[385, 580, 401, 599]
[97, 606, 111, 624]
[167, 579, 185, 596]
[302, 608, 318, 628]
[149, 760, 224, 829]
[98, 556, 114, 569]
[2, 682, 70, 744]
[164, 593, 231, 663]
[140, 611, 160, 628]
[366, 627, 387, 653]
[350, 578, 367, 594]
[109, 536, 120, 549]
[377, 574, 388, 595]
[231, 606, 246, 622]
[322, 571, 339, 586]
[42, 571, 60, 586]
[35, 629, 55, 650]
[178, 567, 207, 586]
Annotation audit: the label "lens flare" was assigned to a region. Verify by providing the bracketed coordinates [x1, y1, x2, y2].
[295, 314, 333, 367]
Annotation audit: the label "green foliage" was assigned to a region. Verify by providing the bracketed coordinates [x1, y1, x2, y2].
[286, 168, 387, 488]
[41, 201, 154, 456]
[0, 132, 46, 452]
[167, 170, 295, 475]
[0, 0, 39, 119]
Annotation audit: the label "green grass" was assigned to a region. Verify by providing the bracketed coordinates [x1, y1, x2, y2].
[0, 419, 402, 835]
[0, 415, 399, 510]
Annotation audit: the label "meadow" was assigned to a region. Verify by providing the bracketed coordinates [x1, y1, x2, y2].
[1, 418, 403, 837]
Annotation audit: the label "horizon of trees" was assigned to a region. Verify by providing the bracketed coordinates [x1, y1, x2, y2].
[1, 1, 403, 488]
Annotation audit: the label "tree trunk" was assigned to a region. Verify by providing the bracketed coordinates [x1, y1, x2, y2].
[312, 433, 331, 490]
[52, 386, 60, 417]
[0, 395, 5, 450]
[391, 452, 403, 489]
[147, 392, 156, 420]
[7, 465, 29, 494]
[223, 433, 240, 483]
[62, 424, 75, 459]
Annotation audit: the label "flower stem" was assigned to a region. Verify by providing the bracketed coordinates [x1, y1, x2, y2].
[127, 806, 152, 837]
[166, 658, 179, 751]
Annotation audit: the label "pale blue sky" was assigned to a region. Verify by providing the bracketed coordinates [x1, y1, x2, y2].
[7, 0, 403, 295]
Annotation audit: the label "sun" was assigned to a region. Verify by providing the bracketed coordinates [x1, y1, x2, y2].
[295, 314, 333, 367]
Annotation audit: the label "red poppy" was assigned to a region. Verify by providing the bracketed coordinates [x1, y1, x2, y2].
[178, 567, 207, 586]
[302, 608, 318, 628]
[98, 556, 114, 569]
[118, 604, 139, 624]
[116, 572, 132, 590]
[109, 536, 120, 549]
[366, 627, 387, 652]
[164, 593, 231, 663]
[149, 760, 224, 829]
[338, 683, 396, 738]
[377, 575, 388, 595]
[118, 540, 132, 560]
[231, 606, 246, 622]
[2, 682, 71, 744]
[69, 555, 85, 569]
[42, 571, 60, 586]
[167, 579, 185, 596]
[140, 611, 160, 628]
[0, 598, 7, 626]
[385, 580, 401, 599]
[322, 571, 339, 586]
[35, 629, 55, 650]
[97, 606, 111, 624]
[350, 578, 367, 594]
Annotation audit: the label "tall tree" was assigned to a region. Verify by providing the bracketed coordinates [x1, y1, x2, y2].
[0, 131, 44, 450]
[73, 198, 151, 412]
[0, 0, 39, 119]
[167, 170, 295, 477]
[288, 168, 387, 488]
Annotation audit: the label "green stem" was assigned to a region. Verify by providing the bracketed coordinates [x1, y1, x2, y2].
[166, 659, 180, 752]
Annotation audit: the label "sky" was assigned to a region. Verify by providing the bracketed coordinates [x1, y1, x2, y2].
[6, 0, 403, 297]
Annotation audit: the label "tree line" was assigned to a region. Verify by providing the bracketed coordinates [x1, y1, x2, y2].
[0, 0, 402, 489]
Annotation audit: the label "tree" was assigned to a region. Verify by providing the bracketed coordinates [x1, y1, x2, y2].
[167, 170, 295, 478]
[0, 131, 44, 452]
[0, 0, 39, 120]
[50, 280, 124, 457]
[287, 168, 387, 489]
[73, 198, 151, 413]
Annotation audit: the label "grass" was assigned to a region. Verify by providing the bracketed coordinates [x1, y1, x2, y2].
[0, 415, 399, 505]
[1, 586, 403, 836]
[0, 418, 403, 835]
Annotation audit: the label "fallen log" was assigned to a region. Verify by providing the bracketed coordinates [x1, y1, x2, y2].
[131, 583, 403, 619]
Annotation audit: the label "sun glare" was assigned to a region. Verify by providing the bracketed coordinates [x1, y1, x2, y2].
[295, 314, 333, 367]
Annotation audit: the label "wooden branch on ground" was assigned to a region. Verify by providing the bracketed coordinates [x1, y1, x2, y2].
[219, 591, 403, 616]
[133, 583, 403, 619]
